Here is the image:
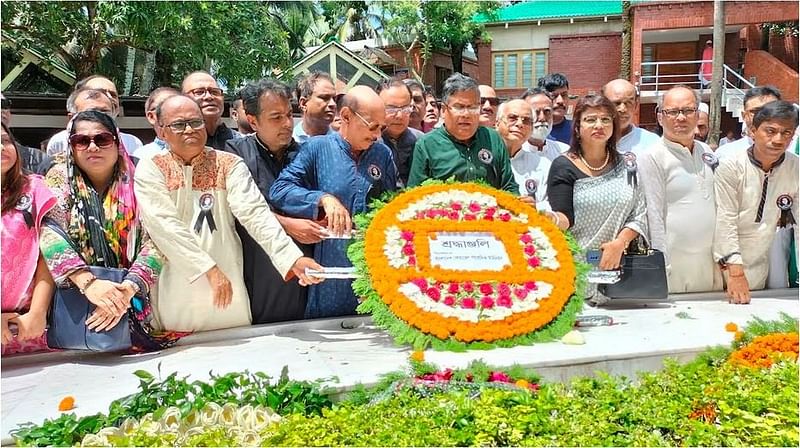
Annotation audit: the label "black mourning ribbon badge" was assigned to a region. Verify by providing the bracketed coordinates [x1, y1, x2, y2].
[194, 193, 217, 234]
[701, 152, 719, 172]
[16, 193, 35, 228]
[623, 152, 638, 188]
[777, 194, 796, 228]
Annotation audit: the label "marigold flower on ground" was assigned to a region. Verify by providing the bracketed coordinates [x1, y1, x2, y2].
[410, 351, 425, 362]
[58, 396, 75, 411]
[728, 332, 799, 368]
[725, 322, 739, 332]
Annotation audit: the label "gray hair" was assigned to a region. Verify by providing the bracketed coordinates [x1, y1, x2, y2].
[656, 85, 701, 111]
[496, 100, 534, 122]
[66, 88, 112, 114]
[441, 73, 479, 104]
[240, 78, 292, 116]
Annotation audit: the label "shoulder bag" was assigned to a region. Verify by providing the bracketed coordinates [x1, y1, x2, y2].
[44, 219, 132, 352]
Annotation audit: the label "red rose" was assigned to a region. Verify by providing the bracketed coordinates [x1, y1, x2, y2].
[426, 287, 441, 301]
[447, 283, 460, 294]
[462, 282, 474, 292]
[524, 281, 537, 291]
[425, 209, 437, 219]
[480, 296, 495, 309]
[402, 244, 415, 256]
[499, 213, 511, 222]
[412, 278, 428, 290]
[464, 214, 477, 221]
[461, 298, 476, 309]
[527, 257, 540, 268]
[443, 295, 456, 306]
[524, 245, 535, 256]
[448, 211, 460, 220]
[513, 288, 527, 299]
[479, 283, 493, 295]
[497, 296, 512, 308]
[451, 202, 463, 211]
[468, 202, 481, 213]
[408, 256, 416, 266]
[401, 231, 415, 241]
[497, 283, 511, 296]
[520, 233, 533, 244]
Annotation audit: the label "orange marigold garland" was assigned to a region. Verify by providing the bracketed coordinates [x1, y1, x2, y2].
[728, 332, 799, 369]
[348, 181, 588, 351]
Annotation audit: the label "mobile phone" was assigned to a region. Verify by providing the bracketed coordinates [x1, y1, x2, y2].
[586, 249, 602, 266]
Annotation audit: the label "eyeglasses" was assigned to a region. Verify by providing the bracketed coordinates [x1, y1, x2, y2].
[69, 132, 117, 151]
[660, 108, 697, 118]
[353, 110, 382, 132]
[188, 87, 224, 98]
[481, 97, 500, 107]
[503, 114, 533, 126]
[445, 104, 481, 115]
[162, 119, 205, 133]
[385, 105, 413, 115]
[581, 116, 614, 126]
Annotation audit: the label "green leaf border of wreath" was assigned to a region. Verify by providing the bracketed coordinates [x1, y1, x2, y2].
[347, 179, 590, 352]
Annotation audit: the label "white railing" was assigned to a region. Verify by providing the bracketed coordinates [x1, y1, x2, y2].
[638, 60, 754, 93]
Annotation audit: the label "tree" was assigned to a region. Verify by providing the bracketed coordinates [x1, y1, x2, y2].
[1, 1, 294, 91]
[268, 1, 322, 63]
[320, 1, 381, 43]
[619, 0, 632, 80]
[379, 0, 499, 80]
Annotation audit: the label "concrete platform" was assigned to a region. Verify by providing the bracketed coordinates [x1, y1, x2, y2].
[1, 289, 798, 443]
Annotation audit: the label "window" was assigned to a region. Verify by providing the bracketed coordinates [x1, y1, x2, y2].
[492, 50, 548, 89]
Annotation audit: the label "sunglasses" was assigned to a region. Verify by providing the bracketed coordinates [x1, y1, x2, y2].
[481, 97, 500, 107]
[68, 132, 117, 151]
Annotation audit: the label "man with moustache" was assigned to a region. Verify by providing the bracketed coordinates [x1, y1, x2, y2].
[601, 79, 660, 154]
[638, 85, 722, 293]
[230, 92, 254, 135]
[422, 87, 441, 132]
[496, 99, 552, 212]
[182, 71, 240, 150]
[293, 72, 337, 144]
[478, 85, 499, 128]
[134, 95, 321, 332]
[407, 73, 517, 193]
[694, 103, 710, 143]
[520, 88, 569, 161]
[270, 86, 397, 319]
[377, 78, 423, 187]
[537, 73, 573, 144]
[225, 79, 326, 324]
[714, 101, 798, 303]
[134, 86, 179, 160]
[403, 78, 426, 132]
[717, 86, 782, 159]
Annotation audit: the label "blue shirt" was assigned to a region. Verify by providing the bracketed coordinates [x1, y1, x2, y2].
[292, 121, 334, 145]
[269, 132, 398, 318]
[548, 118, 573, 145]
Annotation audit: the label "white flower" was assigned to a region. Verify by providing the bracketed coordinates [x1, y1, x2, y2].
[236, 404, 255, 429]
[183, 409, 200, 428]
[159, 406, 182, 432]
[252, 406, 278, 431]
[237, 429, 262, 446]
[81, 434, 111, 447]
[120, 417, 139, 435]
[95, 427, 122, 438]
[218, 402, 238, 426]
[200, 402, 222, 426]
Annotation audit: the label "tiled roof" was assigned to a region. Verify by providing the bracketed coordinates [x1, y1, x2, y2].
[475, 1, 623, 24]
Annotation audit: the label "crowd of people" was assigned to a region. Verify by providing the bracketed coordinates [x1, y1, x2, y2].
[1, 68, 797, 355]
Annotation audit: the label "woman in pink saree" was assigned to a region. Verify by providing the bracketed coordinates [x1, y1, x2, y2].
[1, 123, 58, 355]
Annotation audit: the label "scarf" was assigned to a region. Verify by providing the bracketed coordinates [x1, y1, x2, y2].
[65, 131, 140, 268]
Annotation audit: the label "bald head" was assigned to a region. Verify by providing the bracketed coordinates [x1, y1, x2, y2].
[340, 86, 387, 152]
[181, 71, 224, 132]
[603, 79, 638, 132]
[157, 95, 207, 158]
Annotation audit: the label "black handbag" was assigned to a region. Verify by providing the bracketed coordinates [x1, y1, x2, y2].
[598, 239, 669, 300]
[44, 220, 132, 352]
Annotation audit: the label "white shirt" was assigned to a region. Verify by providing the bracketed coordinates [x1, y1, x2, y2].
[638, 137, 723, 293]
[292, 120, 333, 145]
[46, 129, 143, 156]
[509, 145, 552, 212]
[133, 138, 167, 161]
[522, 139, 568, 162]
[617, 125, 660, 155]
[716, 136, 752, 160]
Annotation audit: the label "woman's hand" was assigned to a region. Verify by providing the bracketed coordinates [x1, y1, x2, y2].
[84, 279, 129, 316]
[599, 238, 626, 270]
[12, 311, 47, 341]
[1, 313, 19, 345]
[86, 309, 125, 332]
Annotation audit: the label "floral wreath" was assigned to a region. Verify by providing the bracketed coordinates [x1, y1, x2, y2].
[349, 181, 588, 351]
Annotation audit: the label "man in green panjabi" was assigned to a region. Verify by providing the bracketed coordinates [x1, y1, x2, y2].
[407, 73, 518, 193]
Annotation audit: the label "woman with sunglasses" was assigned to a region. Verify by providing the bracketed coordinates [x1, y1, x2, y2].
[547, 95, 648, 306]
[1, 123, 58, 355]
[40, 110, 182, 351]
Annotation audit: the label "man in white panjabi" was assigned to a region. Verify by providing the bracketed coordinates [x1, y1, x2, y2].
[520, 87, 569, 161]
[638, 85, 723, 293]
[602, 79, 660, 155]
[134, 95, 322, 332]
[496, 99, 552, 213]
[714, 101, 799, 304]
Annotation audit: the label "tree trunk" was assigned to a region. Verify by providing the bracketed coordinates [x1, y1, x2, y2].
[138, 51, 156, 96]
[708, 0, 725, 147]
[123, 46, 136, 95]
[451, 43, 464, 75]
[619, 1, 632, 79]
